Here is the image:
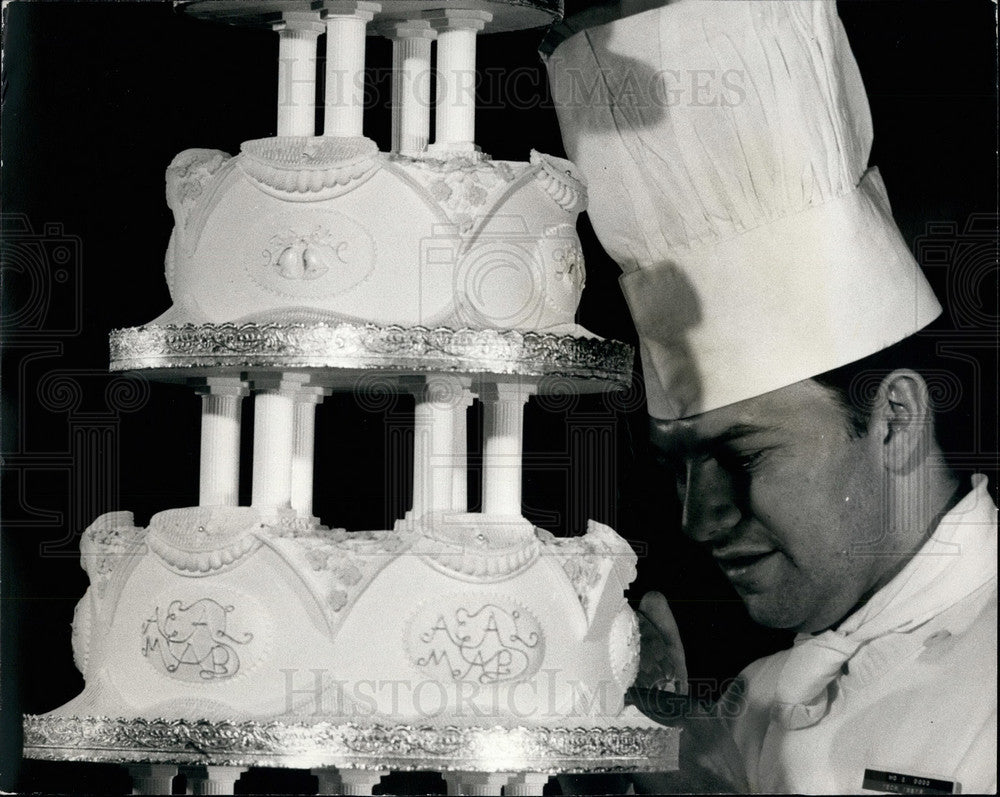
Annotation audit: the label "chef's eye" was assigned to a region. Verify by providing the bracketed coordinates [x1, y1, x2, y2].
[716, 447, 766, 475]
[736, 451, 764, 471]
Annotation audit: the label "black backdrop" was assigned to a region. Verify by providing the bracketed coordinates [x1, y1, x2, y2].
[1, 1, 996, 793]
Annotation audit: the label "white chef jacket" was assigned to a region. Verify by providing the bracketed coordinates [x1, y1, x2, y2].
[724, 475, 997, 794]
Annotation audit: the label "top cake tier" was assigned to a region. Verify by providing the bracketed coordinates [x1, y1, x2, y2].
[181, 0, 562, 33]
[109, 0, 635, 388]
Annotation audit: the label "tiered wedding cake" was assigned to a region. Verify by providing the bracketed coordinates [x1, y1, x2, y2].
[24, 2, 677, 793]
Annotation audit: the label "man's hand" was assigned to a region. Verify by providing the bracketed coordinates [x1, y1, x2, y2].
[630, 591, 750, 794]
[636, 591, 688, 694]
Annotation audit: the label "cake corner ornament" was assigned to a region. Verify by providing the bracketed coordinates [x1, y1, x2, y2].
[23, 2, 679, 792]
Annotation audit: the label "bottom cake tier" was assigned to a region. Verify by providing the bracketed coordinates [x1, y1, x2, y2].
[49, 506, 653, 725]
[26, 505, 677, 791]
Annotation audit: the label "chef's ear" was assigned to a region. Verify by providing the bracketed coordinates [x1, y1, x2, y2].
[871, 369, 934, 473]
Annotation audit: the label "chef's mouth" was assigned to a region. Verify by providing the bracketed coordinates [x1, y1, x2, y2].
[713, 549, 779, 577]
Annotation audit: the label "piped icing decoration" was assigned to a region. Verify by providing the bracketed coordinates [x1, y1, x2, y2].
[79, 510, 148, 599]
[145, 506, 264, 576]
[386, 153, 527, 234]
[405, 594, 545, 685]
[165, 149, 235, 294]
[138, 582, 271, 686]
[263, 526, 414, 627]
[412, 513, 541, 582]
[530, 150, 588, 213]
[165, 149, 234, 230]
[538, 222, 587, 315]
[74, 511, 148, 675]
[537, 520, 637, 622]
[239, 136, 380, 197]
[608, 606, 641, 691]
[253, 210, 377, 300]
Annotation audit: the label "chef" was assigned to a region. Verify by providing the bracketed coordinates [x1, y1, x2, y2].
[544, 1, 997, 793]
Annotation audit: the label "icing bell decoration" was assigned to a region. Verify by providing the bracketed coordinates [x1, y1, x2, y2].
[545, 0, 941, 420]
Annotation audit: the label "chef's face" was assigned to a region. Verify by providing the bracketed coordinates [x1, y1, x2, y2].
[651, 379, 891, 633]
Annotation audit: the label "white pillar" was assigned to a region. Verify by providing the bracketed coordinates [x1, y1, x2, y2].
[451, 379, 474, 511]
[442, 773, 463, 796]
[251, 374, 308, 511]
[425, 9, 491, 153]
[322, 1, 381, 137]
[191, 766, 244, 795]
[379, 20, 435, 154]
[128, 764, 177, 795]
[505, 773, 551, 796]
[412, 376, 472, 518]
[196, 378, 247, 507]
[274, 12, 324, 136]
[314, 768, 343, 795]
[337, 768, 387, 795]
[462, 773, 512, 797]
[291, 387, 328, 518]
[481, 382, 531, 516]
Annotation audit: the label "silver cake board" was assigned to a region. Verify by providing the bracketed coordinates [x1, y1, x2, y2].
[24, 713, 680, 795]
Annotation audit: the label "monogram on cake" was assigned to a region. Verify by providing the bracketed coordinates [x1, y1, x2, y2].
[24, 1, 677, 792]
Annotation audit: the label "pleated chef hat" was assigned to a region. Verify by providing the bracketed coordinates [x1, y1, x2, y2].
[545, 0, 941, 420]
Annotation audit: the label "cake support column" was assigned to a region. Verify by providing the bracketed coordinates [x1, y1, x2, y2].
[321, 1, 381, 137]
[480, 381, 532, 516]
[337, 768, 387, 795]
[291, 386, 329, 519]
[251, 374, 309, 512]
[451, 379, 475, 512]
[127, 763, 177, 795]
[378, 21, 435, 154]
[424, 10, 492, 153]
[314, 767, 342, 795]
[187, 766, 245, 795]
[412, 375, 473, 518]
[457, 771, 514, 796]
[195, 378, 248, 507]
[274, 12, 324, 136]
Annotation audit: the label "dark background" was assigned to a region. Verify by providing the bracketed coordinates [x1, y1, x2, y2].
[1, 1, 996, 793]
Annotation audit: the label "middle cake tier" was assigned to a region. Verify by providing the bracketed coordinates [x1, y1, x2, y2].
[158, 138, 590, 335]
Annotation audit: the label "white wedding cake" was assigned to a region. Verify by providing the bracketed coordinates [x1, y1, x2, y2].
[25, 1, 676, 791]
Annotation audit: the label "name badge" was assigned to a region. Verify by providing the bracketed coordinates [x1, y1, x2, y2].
[862, 768, 958, 795]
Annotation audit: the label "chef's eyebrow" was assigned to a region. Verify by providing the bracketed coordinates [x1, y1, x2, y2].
[654, 422, 769, 459]
[707, 423, 770, 448]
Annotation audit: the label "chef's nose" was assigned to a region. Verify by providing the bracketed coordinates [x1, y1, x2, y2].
[679, 458, 742, 542]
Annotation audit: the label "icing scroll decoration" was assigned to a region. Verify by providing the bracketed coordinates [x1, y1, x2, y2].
[530, 150, 588, 213]
[239, 136, 380, 197]
[407, 597, 544, 685]
[142, 598, 252, 682]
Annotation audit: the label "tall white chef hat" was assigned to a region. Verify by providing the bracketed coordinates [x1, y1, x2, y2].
[545, 0, 941, 420]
